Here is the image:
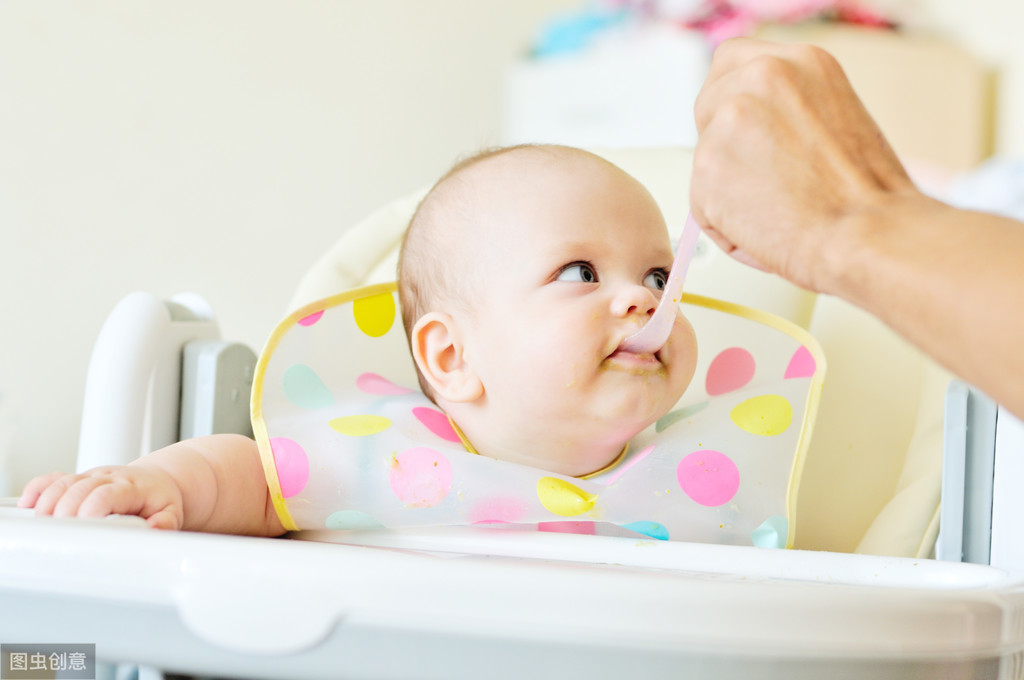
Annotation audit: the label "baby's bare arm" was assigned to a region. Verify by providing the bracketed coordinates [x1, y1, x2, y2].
[19, 433, 286, 537]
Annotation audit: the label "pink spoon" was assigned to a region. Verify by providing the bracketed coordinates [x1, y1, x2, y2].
[619, 213, 700, 353]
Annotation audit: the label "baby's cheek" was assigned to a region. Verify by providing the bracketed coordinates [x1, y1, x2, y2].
[521, 331, 581, 390]
[508, 353, 566, 404]
[669, 318, 699, 392]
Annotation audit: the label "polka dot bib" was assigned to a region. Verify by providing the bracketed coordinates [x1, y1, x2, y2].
[252, 283, 824, 548]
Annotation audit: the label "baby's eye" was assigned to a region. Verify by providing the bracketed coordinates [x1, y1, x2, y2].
[644, 269, 668, 291]
[556, 262, 598, 283]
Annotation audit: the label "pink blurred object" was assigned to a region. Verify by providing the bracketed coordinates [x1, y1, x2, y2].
[681, 0, 895, 45]
[735, 0, 835, 21]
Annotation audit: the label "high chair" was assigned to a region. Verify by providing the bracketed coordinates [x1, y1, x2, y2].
[1, 147, 1023, 680]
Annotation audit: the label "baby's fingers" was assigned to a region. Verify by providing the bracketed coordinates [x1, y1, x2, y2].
[145, 509, 182, 530]
[17, 472, 67, 508]
[30, 473, 97, 515]
[77, 475, 182, 530]
[43, 476, 115, 518]
[76, 480, 149, 520]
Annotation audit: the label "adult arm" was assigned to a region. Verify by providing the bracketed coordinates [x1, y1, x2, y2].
[689, 38, 1024, 418]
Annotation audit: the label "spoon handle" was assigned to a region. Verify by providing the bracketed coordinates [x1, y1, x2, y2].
[619, 214, 700, 353]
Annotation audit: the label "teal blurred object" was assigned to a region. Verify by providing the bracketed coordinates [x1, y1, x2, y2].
[532, 5, 630, 57]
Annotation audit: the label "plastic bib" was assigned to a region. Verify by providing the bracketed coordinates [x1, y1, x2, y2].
[252, 283, 824, 548]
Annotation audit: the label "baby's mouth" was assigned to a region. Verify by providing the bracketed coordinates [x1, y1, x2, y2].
[605, 346, 663, 370]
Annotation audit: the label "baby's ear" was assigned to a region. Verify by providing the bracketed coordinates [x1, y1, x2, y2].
[410, 312, 483, 403]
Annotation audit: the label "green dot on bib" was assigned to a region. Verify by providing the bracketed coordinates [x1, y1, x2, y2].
[326, 510, 385, 530]
[623, 520, 669, 541]
[282, 364, 334, 410]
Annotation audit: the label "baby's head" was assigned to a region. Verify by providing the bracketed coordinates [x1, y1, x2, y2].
[398, 145, 697, 477]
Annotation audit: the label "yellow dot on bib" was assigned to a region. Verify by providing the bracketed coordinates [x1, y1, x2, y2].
[353, 292, 396, 337]
[537, 477, 597, 517]
[730, 394, 793, 436]
[329, 414, 392, 436]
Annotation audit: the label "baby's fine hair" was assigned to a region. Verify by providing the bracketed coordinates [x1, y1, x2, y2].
[397, 144, 613, 399]
[397, 144, 567, 397]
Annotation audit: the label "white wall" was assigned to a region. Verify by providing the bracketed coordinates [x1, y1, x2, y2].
[914, 0, 1024, 158]
[0, 0, 576, 492]
[2, 0, 1023, 495]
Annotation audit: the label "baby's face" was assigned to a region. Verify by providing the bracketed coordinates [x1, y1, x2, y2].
[452, 152, 697, 476]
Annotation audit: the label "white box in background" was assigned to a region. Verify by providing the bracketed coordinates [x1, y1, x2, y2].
[502, 24, 710, 148]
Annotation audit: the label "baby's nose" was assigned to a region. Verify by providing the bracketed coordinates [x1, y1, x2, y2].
[611, 285, 658, 318]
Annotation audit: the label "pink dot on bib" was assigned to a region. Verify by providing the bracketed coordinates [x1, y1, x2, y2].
[470, 497, 527, 524]
[353, 292, 396, 338]
[677, 450, 739, 507]
[356, 372, 413, 396]
[785, 345, 817, 379]
[389, 447, 453, 508]
[269, 437, 309, 499]
[297, 310, 324, 327]
[705, 347, 756, 396]
[413, 407, 462, 443]
[539, 521, 596, 535]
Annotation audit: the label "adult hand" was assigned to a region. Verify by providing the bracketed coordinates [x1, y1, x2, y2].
[690, 37, 1024, 418]
[690, 37, 919, 293]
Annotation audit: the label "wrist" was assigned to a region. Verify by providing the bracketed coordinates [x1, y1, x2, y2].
[814, 187, 939, 304]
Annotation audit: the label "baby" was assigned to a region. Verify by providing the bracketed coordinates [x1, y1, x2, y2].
[398, 145, 697, 477]
[18, 144, 697, 535]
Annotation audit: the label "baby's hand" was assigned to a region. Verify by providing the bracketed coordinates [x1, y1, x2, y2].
[18, 465, 185, 530]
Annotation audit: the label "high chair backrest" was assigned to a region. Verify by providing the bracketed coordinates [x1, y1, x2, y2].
[76, 292, 257, 471]
[288, 146, 949, 557]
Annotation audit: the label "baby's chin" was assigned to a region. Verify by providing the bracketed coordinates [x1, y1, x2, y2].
[447, 395, 680, 477]
[465, 428, 633, 478]
[532, 421, 652, 478]
[549, 448, 627, 478]
[593, 390, 679, 436]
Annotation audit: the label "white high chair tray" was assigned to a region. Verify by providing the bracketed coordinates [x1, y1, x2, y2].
[1, 509, 1023, 679]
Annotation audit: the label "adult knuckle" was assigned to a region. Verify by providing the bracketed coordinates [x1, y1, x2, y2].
[691, 143, 713, 176]
[745, 54, 792, 88]
[690, 146, 721, 193]
[793, 43, 842, 75]
[693, 94, 713, 131]
[692, 143, 716, 184]
[717, 93, 760, 130]
[710, 36, 743, 63]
